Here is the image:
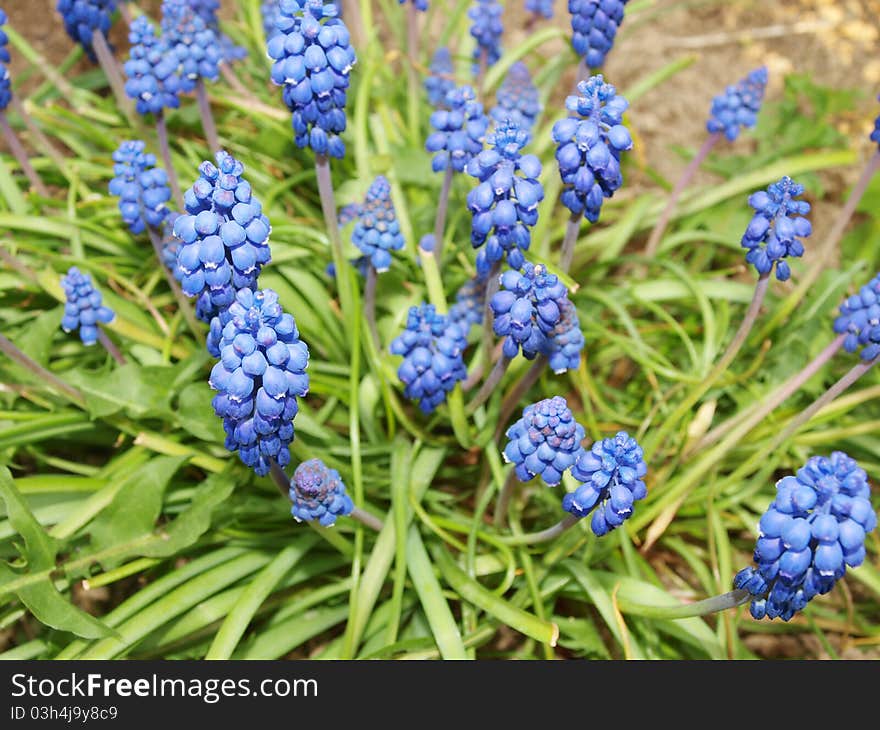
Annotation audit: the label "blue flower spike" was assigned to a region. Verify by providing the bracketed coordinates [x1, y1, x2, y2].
[290, 459, 353, 527]
[262, 1, 283, 40]
[174, 150, 272, 322]
[124, 15, 183, 117]
[707, 67, 768, 142]
[426, 85, 490, 173]
[60, 267, 116, 346]
[468, 0, 503, 75]
[503, 396, 585, 486]
[466, 119, 544, 276]
[109, 141, 172, 235]
[425, 47, 455, 108]
[562, 431, 648, 536]
[833, 272, 880, 362]
[525, 0, 554, 20]
[390, 304, 468, 414]
[351, 176, 405, 272]
[160, 0, 222, 92]
[56, 0, 116, 60]
[490, 61, 542, 134]
[568, 0, 628, 69]
[399, 0, 428, 10]
[0, 63, 10, 113]
[0, 8, 10, 64]
[542, 298, 584, 374]
[448, 274, 487, 335]
[208, 288, 310, 476]
[734, 452, 877, 621]
[552, 75, 632, 224]
[267, 0, 357, 159]
[188, 0, 247, 63]
[741, 176, 811, 282]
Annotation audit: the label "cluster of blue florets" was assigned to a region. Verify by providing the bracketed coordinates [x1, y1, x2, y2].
[563, 431, 648, 536]
[468, 0, 503, 74]
[490, 262, 570, 360]
[189, 0, 247, 63]
[568, 0, 628, 69]
[390, 304, 468, 413]
[109, 140, 172, 235]
[399, 0, 428, 10]
[741, 175, 811, 281]
[526, 0, 554, 20]
[208, 288, 310, 476]
[174, 151, 272, 322]
[124, 16, 182, 116]
[466, 120, 544, 276]
[542, 299, 584, 374]
[504, 396, 585, 486]
[734, 452, 877, 621]
[160, 0, 222, 92]
[425, 47, 455, 108]
[448, 275, 486, 335]
[351, 176, 404, 272]
[267, 0, 357, 159]
[706, 67, 768, 141]
[490, 62, 542, 134]
[0, 8, 8, 64]
[833, 272, 880, 362]
[553, 75, 633, 223]
[0, 9, 9, 111]
[56, 0, 115, 60]
[290, 459, 353, 526]
[426, 85, 490, 173]
[60, 266, 116, 345]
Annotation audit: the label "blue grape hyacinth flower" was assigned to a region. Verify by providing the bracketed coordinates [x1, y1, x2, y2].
[174, 150, 272, 322]
[109, 140, 172, 235]
[0, 64, 10, 112]
[56, 0, 116, 60]
[503, 396, 585, 486]
[208, 288, 310, 476]
[468, 0, 503, 74]
[60, 267, 116, 346]
[741, 176, 811, 282]
[871, 95, 880, 147]
[290, 459, 353, 526]
[351, 176, 405, 272]
[833, 272, 880, 362]
[399, 0, 428, 10]
[734, 452, 877, 621]
[390, 304, 468, 414]
[541, 298, 584, 374]
[0, 8, 10, 64]
[425, 47, 455, 108]
[568, 0, 628, 69]
[124, 15, 183, 116]
[426, 85, 490, 173]
[490, 61, 542, 134]
[706, 67, 768, 142]
[448, 274, 487, 335]
[160, 0, 222, 93]
[552, 75, 632, 223]
[563, 431, 647, 536]
[267, 0, 357, 160]
[466, 120, 544, 276]
[525, 0, 554, 20]
[490, 262, 569, 360]
[262, 0, 282, 40]
[189, 0, 247, 63]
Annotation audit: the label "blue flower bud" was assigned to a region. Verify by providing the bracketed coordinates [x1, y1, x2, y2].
[525, 0, 554, 20]
[468, 0, 503, 75]
[706, 67, 768, 141]
[425, 47, 456, 108]
[351, 176, 405, 272]
[160, 0, 222, 92]
[60, 266, 116, 345]
[290, 458, 354, 526]
[56, 0, 115, 61]
[427, 85, 489, 173]
[833, 272, 880, 362]
[568, 0, 628, 68]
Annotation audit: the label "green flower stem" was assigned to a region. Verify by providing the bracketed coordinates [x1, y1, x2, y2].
[0, 333, 86, 407]
[90, 30, 135, 126]
[690, 333, 847, 455]
[315, 153, 354, 325]
[558, 212, 580, 273]
[364, 264, 380, 352]
[467, 355, 511, 414]
[350, 506, 384, 532]
[196, 79, 220, 155]
[493, 468, 519, 528]
[0, 111, 48, 196]
[500, 514, 580, 545]
[617, 588, 751, 620]
[644, 271, 770, 461]
[155, 113, 184, 209]
[406, 2, 420, 146]
[432, 166, 454, 263]
[644, 132, 721, 259]
[495, 354, 547, 440]
[96, 328, 126, 365]
[146, 226, 201, 338]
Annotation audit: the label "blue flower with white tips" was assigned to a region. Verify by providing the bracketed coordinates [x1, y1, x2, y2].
[833, 272, 880, 362]
[351, 176, 404, 272]
[290, 459, 353, 526]
[161, 0, 222, 93]
[706, 67, 768, 141]
[734, 452, 877, 621]
[56, 0, 115, 60]
[124, 15, 183, 116]
[60, 267, 116, 346]
[468, 0, 503, 74]
[425, 47, 455, 108]
[466, 120, 544, 276]
[267, 0, 357, 159]
[563, 431, 647, 536]
[390, 304, 468, 414]
[174, 150, 272, 322]
[568, 0, 628, 69]
[552, 75, 632, 223]
[208, 288, 309, 476]
[109, 140, 172, 235]
[525, 0, 554, 20]
[503, 396, 585, 486]
[490, 61, 542, 134]
[426, 85, 489, 173]
[741, 176, 811, 281]
[541, 298, 584, 373]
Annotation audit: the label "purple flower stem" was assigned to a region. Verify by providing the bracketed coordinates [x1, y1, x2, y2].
[118, 2, 134, 26]
[196, 78, 220, 155]
[559, 213, 580, 273]
[644, 132, 721, 258]
[155, 112, 184, 209]
[0, 332, 85, 407]
[9, 96, 67, 171]
[364, 264, 380, 352]
[146, 225, 201, 337]
[501, 513, 580, 544]
[618, 589, 751, 619]
[315, 154, 354, 322]
[467, 354, 511, 414]
[269, 460, 291, 498]
[90, 30, 135, 124]
[0, 111, 48, 196]
[432, 166, 454, 263]
[96, 328, 126, 365]
[350, 506, 384, 532]
[494, 468, 521, 529]
[494, 354, 548, 441]
[480, 260, 502, 372]
[690, 333, 846, 455]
